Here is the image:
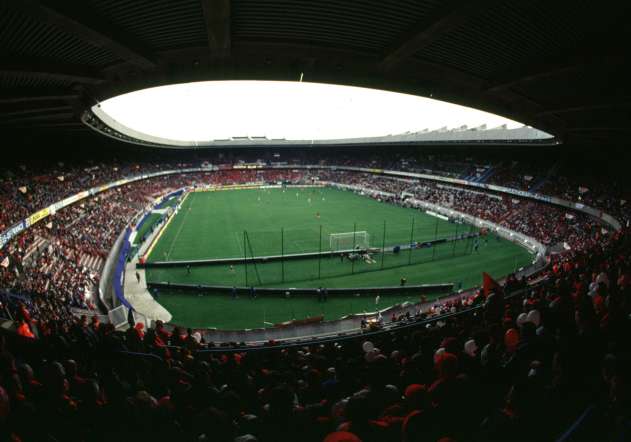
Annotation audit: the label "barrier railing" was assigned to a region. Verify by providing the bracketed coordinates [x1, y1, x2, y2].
[108, 304, 152, 330]
[191, 283, 538, 352]
[98, 228, 128, 309]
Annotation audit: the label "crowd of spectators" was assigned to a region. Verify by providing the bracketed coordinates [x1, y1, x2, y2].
[316, 171, 605, 250]
[0, 153, 630, 440]
[0, 163, 622, 326]
[0, 172, 213, 313]
[0, 223, 629, 441]
[0, 167, 314, 314]
[0, 152, 626, 232]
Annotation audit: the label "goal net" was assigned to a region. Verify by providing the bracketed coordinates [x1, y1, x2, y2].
[329, 231, 370, 251]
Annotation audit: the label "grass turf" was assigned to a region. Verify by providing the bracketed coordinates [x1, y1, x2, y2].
[133, 213, 163, 246]
[147, 187, 468, 261]
[144, 188, 534, 329]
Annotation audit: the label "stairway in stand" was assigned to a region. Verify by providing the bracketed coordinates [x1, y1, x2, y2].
[79, 254, 105, 273]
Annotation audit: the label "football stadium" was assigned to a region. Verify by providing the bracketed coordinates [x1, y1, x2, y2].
[0, 2, 630, 441]
[141, 185, 531, 329]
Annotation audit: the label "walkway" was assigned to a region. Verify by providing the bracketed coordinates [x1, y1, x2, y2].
[123, 256, 172, 323]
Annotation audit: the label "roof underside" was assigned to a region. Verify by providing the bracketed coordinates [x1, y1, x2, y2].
[1, 0, 630, 146]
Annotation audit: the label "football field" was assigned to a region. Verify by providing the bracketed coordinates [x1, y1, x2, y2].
[148, 186, 465, 261]
[144, 187, 533, 328]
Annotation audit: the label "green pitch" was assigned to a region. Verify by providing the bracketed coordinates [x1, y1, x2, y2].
[144, 187, 533, 329]
[148, 187, 468, 261]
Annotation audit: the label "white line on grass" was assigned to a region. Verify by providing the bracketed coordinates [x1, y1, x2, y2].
[164, 196, 193, 261]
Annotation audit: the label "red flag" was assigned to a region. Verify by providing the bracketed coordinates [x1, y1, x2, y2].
[482, 272, 501, 297]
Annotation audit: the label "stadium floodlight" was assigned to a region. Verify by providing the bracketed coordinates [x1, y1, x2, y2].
[329, 231, 370, 252]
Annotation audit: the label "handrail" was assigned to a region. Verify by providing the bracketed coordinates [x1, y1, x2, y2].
[193, 285, 535, 353]
[555, 405, 596, 442]
[98, 228, 128, 309]
[100, 284, 537, 354]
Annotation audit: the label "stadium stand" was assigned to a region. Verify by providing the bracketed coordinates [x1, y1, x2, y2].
[0, 156, 623, 318]
[0, 153, 629, 440]
[0, 219, 629, 441]
[1, 0, 631, 438]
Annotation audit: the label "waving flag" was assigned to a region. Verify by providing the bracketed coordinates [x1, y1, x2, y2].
[482, 272, 501, 296]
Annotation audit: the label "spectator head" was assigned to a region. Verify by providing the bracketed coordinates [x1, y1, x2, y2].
[435, 352, 458, 380]
[323, 431, 361, 442]
[526, 309, 541, 327]
[404, 384, 429, 411]
[504, 328, 520, 353]
[464, 339, 478, 357]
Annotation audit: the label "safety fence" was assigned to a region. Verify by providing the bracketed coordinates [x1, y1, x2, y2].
[142, 215, 480, 288]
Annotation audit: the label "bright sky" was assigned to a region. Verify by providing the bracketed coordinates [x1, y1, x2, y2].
[97, 80, 525, 142]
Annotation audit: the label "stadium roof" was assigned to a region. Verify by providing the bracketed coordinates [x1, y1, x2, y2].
[0, 0, 630, 147]
[89, 80, 553, 147]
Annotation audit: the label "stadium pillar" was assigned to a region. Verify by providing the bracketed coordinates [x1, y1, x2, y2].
[432, 218, 439, 261]
[463, 224, 470, 255]
[381, 220, 386, 270]
[351, 222, 357, 275]
[452, 222, 459, 257]
[281, 228, 285, 283]
[245, 231, 262, 285]
[243, 230, 248, 287]
[318, 224, 322, 279]
[408, 217, 415, 265]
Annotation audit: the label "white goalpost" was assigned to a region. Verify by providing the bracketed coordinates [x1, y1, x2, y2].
[329, 231, 370, 251]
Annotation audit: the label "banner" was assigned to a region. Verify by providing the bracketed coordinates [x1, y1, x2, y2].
[0, 220, 27, 249]
[234, 163, 263, 169]
[26, 207, 50, 227]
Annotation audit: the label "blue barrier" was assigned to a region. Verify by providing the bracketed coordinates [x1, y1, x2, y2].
[555, 405, 596, 442]
[156, 189, 183, 209]
[116, 189, 184, 310]
[134, 211, 153, 235]
[112, 227, 133, 309]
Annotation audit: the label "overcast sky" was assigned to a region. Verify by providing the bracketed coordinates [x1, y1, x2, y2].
[98, 80, 524, 141]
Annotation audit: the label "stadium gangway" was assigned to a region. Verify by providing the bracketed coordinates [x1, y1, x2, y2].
[182, 284, 538, 354]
